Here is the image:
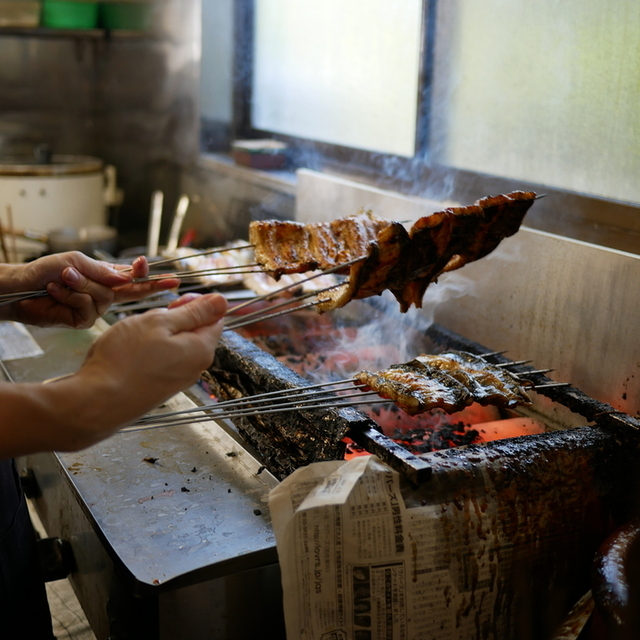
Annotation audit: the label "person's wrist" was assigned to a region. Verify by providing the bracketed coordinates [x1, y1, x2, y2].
[74, 362, 128, 422]
[0, 264, 25, 321]
[0, 263, 23, 294]
[40, 366, 131, 450]
[74, 360, 164, 434]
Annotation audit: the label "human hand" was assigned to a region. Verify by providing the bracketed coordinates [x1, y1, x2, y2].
[111, 255, 181, 304]
[5, 253, 179, 329]
[0, 293, 227, 458]
[76, 293, 228, 433]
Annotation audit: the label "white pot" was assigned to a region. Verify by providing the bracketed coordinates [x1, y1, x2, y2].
[0, 155, 117, 260]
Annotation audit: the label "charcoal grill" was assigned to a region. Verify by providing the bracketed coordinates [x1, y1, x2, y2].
[9, 308, 640, 638]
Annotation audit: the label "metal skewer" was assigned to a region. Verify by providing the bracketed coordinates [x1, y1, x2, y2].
[224, 281, 343, 329]
[132, 264, 263, 283]
[108, 284, 213, 313]
[0, 290, 42, 301]
[225, 256, 363, 315]
[110, 257, 360, 330]
[2, 256, 353, 316]
[124, 377, 567, 433]
[531, 382, 571, 389]
[134, 365, 559, 426]
[108, 287, 255, 314]
[224, 299, 325, 331]
[122, 396, 390, 433]
[129, 359, 565, 433]
[219, 256, 375, 329]
[496, 360, 533, 367]
[515, 368, 554, 377]
[134, 389, 378, 427]
[130, 351, 556, 425]
[120, 244, 255, 273]
[1, 268, 262, 308]
[2, 247, 260, 306]
[135, 379, 363, 424]
[0, 290, 50, 307]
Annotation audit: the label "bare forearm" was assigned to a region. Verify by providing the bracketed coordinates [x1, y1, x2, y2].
[0, 293, 227, 459]
[0, 373, 145, 459]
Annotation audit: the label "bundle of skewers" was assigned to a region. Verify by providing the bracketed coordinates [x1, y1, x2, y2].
[2, 190, 541, 334]
[122, 349, 568, 433]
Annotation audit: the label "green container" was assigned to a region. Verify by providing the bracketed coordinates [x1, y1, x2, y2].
[99, 2, 150, 31]
[42, 1, 99, 29]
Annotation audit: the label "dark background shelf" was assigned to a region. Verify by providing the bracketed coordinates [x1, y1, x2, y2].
[0, 26, 148, 40]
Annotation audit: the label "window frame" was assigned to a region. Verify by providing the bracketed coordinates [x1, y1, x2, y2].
[230, 0, 435, 165]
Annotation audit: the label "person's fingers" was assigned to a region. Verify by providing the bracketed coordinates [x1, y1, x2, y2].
[167, 293, 201, 308]
[113, 257, 178, 301]
[43, 267, 113, 326]
[65, 253, 131, 288]
[60, 267, 115, 316]
[46, 282, 94, 328]
[21, 251, 130, 293]
[130, 256, 149, 279]
[189, 313, 226, 345]
[163, 294, 228, 334]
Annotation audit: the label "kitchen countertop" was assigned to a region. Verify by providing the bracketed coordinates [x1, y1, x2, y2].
[3, 321, 280, 595]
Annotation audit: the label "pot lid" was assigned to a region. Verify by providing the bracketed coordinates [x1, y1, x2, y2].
[0, 155, 103, 177]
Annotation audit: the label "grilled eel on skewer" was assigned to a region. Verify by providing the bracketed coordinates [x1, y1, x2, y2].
[250, 191, 537, 312]
[353, 350, 532, 416]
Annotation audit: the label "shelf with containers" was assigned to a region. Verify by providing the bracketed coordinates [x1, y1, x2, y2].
[0, 0, 152, 35]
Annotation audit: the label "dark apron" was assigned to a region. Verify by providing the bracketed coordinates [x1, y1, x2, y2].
[0, 458, 54, 639]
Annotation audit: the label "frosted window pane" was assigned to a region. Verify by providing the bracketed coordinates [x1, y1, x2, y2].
[201, 0, 234, 122]
[432, 0, 640, 204]
[252, 0, 423, 157]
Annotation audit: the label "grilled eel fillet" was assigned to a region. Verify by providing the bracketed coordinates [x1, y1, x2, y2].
[316, 191, 536, 313]
[249, 211, 391, 280]
[316, 191, 536, 312]
[354, 365, 472, 416]
[354, 350, 531, 416]
[315, 222, 410, 311]
[390, 191, 536, 311]
[409, 351, 532, 407]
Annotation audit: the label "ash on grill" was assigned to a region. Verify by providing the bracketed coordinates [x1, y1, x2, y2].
[204, 331, 358, 479]
[391, 420, 479, 452]
[344, 420, 478, 458]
